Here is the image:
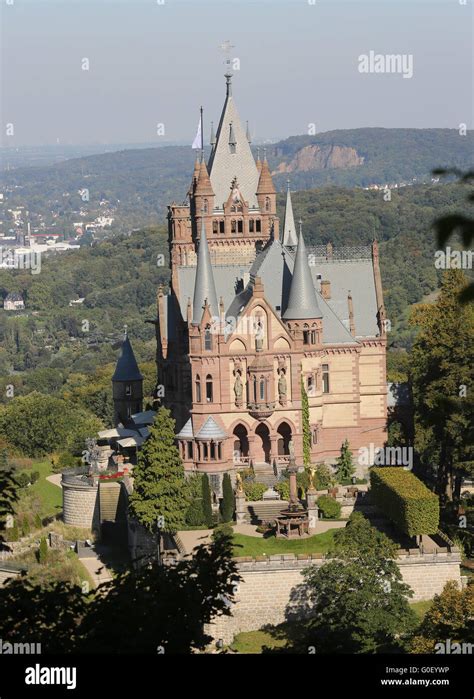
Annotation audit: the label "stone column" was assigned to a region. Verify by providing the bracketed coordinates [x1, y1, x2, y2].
[307, 487, 319, 531]
[235, 488, 246, 525]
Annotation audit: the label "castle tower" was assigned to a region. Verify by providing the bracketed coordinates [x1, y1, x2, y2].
[283, 222, 323, 348]
[112, 329, 143, 426]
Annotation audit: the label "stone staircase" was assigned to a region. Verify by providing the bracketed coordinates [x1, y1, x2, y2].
[244, 500, 284, 524]
[252, 462, 278, 488]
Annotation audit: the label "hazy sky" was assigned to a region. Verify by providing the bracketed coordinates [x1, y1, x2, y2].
[1, 0, 472, 147]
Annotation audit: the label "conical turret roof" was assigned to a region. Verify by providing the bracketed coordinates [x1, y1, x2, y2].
[282, 180, 298, 247]
[257, 154, 276, 195]
[192, 218, 218, 324]
[195, 159, 214, 196]
[283, 226, 322, 320]
[112, 332, 143, 382]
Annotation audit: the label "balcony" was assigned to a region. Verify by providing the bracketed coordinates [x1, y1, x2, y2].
[247, 401, 275, 420]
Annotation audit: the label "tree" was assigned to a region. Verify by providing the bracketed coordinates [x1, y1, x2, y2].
[301, 378, 311, 467]
[0, 533, 240, 654]
[38, 536, 48, 564]
[410, 581, 474, 653]
[335, 439, 355, 482]
[290, 513, 416, 653]
[202, 474, 213, 528]
[220, 473, 235, 523]
[0, 465, 19, 551]
[410, 270, 474, 501]
[129, 407, 187, 537]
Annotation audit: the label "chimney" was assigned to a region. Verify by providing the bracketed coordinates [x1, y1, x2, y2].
[320, 280, 331, 300]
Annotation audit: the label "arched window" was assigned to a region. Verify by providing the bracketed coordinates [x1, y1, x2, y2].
[195, 375, 201, 402]
[206, 374, 213, 402]
[303, 324, 310, 345]
[204, 326, 212, 351]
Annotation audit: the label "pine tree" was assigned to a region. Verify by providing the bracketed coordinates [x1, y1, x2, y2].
[129, 407, 187, 535]
[0, 449, 8, 470]
[301, 378, 311, 467]
[220, 473, 235, 523]
[335, 439, 355, 482]
[202, 474, 213, 528]
[38, 536, 48, 564]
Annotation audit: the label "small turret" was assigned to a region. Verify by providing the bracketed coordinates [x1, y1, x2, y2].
[112, 327, 143, 426]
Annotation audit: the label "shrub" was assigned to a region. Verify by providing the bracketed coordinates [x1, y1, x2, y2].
[20, 518, 30, 537]
[370, 467, 439, 537]
[16, 472, 31, 489]
[52, 451, 80, 474]
[220, 473, 235, 523]
[274, 480, 290, 500]
[30, 471, 40, 484]
[243, 482, 266, 501]
[212, 523, 233, 542]
[5, 525, 18, 542]
[317, 495, 341, 519]
[201, 474, 213, 528]
[34, 513, 43, 529]
[185, 499, 205, 527]
[38, 536, 48, 564]
[314, 464, 335, 490]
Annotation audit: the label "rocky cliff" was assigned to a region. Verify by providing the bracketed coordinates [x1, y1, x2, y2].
[273, 144, 364, 174]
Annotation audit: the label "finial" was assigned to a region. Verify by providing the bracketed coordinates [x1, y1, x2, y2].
[287, 178, 291, 191]
[210, 121, 216, 147]
[263, 147, 267, 161]
[299, 218, 303, 235]
[123, 324, 128, 339]
[256, 146, 260, 161]
[246, 121, 251, 143]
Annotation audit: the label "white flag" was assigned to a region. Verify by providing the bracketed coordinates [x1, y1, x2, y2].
[192, 115, 202, 150]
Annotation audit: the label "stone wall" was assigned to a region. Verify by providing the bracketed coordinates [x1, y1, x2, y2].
[206, 550, 462, 645]
[62, 477, 99, 530]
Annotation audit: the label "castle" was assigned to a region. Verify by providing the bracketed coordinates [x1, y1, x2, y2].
[154, 70, 388, 494]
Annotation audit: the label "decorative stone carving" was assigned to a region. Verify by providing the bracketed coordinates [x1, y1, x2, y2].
[233, 370, 243, 407]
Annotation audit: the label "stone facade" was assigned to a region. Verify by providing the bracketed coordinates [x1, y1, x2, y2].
[205, 551, 462, 645]
[61, 475, 99, 530]
[156, 73, 388, 494]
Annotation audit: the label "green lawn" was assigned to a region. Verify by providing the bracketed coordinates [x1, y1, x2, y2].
[28, 460, 62, 520]
[232, 529, 337, 557]
[230, 628, 289, 654]
[410, 599, 433, 620]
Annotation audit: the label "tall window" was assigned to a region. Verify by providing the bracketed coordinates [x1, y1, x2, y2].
[203, 199, 208, 213]
[195, 375, 201, 402]
[249, 219, 254, 233]
[231, 219, 237, 234]
[307, 375, 314, 393]
[265, 197, 271, 212]
[259, 378, 265, 401]
[213, 220, 219, 234]
[187, 442, 193, 459]
[322, 364, 330, 393]
[311, 329, 317, 344]
[204, 326, 212, 351]
[303, 328, 310, 345]
[206, 374, 213, 403]
[237, 219, 243, 233]
[256, 219, 261, 233]
[219, 220, 225, 234]
[125, 384, 132, 396]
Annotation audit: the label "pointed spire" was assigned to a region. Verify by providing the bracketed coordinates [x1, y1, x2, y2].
[283, 222, 322, 320]
[188, 154, 201, 196]
[194, 159, 214, 196]
[282, 179, 298, 247]
[246, 121, 251, 143]
[192, 216, 218, 324]
[257, 149, 276, 195]
[112, 332, 143, 382]
[210, 121, 216, 147]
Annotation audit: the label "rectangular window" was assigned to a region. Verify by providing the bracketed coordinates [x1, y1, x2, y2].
[187, 442, 193, 459]
[322, 364, 330, 393]
[125, 384, 132, 396]
[220, 220, 225, 234]
[249, 219, 254, 233]
[237, 220, 243, 233]
[256, 219, 261, 233]
[303, 330, 310, 345]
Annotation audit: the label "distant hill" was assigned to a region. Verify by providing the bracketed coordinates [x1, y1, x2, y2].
[1, 128, 472, 236]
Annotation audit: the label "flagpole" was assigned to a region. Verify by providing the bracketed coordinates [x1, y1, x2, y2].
[200, 106, 204, 162]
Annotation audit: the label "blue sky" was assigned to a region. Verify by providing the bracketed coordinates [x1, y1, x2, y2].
[1, 0, 472, 146]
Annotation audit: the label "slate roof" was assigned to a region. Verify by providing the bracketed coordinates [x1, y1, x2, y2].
[192, 219, 219, 323]
[282, 183, 298, 247]
[112, 335, 143, 382]
[207, 76, 260, 209]
[195, 416, 227, 440]
[283, 229, 323, 320]
[173, 238, 379, 345]
[176, 418, 194, 439]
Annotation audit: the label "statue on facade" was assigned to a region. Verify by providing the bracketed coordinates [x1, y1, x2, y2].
[235, 472, 244, 494]
[278, 368, 287, 405]
[288, 438, 295, 458]
[308, 466, 317, 491]
[255, 320, 264, 351]
[234, 370, 243, 406]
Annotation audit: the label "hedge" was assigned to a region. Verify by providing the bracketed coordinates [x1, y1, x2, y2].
[370, 467, 439, 537]
[317, 495, 341, 520]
